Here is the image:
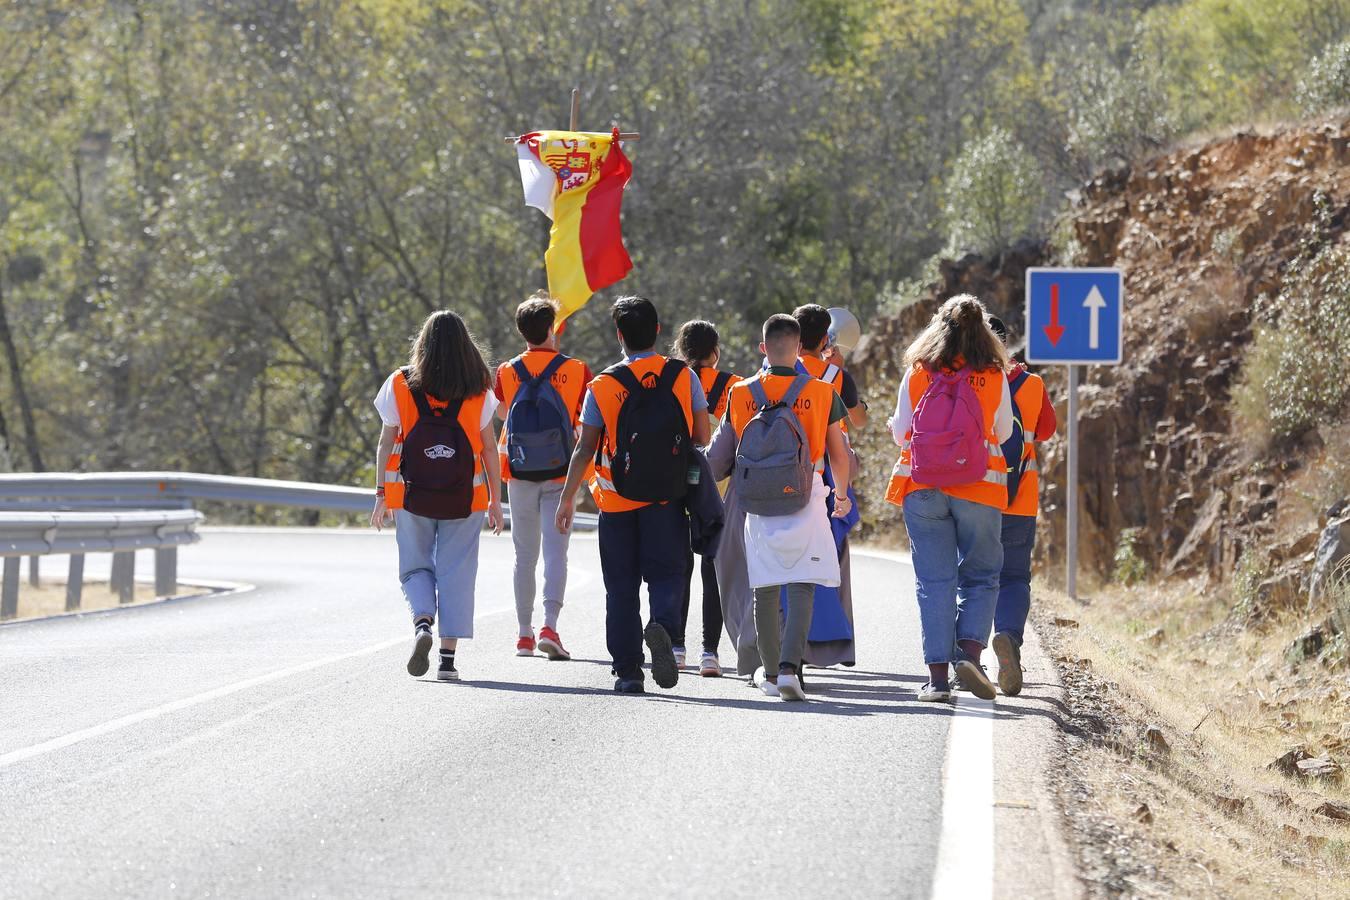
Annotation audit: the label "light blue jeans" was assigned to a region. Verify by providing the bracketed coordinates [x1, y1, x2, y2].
[902, 490, 1003, 665]
[395, 510, 484, 639]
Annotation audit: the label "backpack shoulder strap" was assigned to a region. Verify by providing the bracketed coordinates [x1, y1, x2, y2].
[537, 352, 569, 384]
[710, 370, 734, 408]
[657, 358, 687, 393]
[510, 358, 532, 385]
[781, 373, 812, 409]
[602, 363, 642, 395]
[747, 376, 771, 410]
[1009, 369, 1031, 396]
[402, 367, 434, 419]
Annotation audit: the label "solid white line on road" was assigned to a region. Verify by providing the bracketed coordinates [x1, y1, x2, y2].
[0, 636, 406, 771]
[931, 694, 996, 900]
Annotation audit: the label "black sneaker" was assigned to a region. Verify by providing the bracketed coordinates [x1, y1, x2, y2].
[992, 632, 1023, 696]
[614, 675, 645, 694]
[643, 622, 679, 689]
[407, 628, 433, 677]
[953, 659, 996, 700]
[437, 659, 460, 682]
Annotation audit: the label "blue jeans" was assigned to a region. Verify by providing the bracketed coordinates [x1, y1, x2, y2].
[902, 490, 1003, 665]
[994, 514, 1036, 646]
[598, 502, 690, 678]
[395, 510, 484, 639]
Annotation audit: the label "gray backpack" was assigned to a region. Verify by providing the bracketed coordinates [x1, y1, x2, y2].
[735, 374, 814, 516]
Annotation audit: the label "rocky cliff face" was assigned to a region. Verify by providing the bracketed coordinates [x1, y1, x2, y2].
[851, 119, 1350, 588]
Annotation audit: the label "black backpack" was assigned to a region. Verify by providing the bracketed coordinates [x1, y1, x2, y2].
[1001, 369, 1033, 507]
[603, 359, 691, 503]
[399, 367, 476, 520]
[505, 354, 574, 482]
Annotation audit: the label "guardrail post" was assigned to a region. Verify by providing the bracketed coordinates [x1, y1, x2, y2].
[28, 555, 39, 587]
[66, 554, 85, 611]
[155, 547, 177, 597]
[2, 558, 18, 620]
[111, 551, 135, 604]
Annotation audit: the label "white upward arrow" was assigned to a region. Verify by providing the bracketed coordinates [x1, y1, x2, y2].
[1083, 286, 1107, 349]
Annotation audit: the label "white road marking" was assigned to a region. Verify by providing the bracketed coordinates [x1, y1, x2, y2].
[0, 636, 405, 770]
[931, 692, 996, 900]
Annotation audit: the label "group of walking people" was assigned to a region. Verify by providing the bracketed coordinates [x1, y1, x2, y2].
[370, 290, 1055, 702]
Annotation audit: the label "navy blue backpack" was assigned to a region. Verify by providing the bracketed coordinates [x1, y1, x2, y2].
[505, 355, 574, 481]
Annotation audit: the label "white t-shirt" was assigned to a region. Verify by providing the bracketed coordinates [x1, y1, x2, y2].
[373, 372, 499, 432]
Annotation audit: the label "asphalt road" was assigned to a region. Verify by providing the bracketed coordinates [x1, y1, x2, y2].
[0, 528, 1074, 899]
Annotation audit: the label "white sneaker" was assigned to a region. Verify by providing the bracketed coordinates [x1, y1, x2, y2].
[776, 673, 806, 701]
[918, 682, 953, 702]
[760, 679, 780, 697]
[673, 646, 687, 668]
[699, 652, 722, 677]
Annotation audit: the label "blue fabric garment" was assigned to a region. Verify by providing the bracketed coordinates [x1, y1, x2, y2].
[599, 501, 690, 678]
[993, 513, 1037, 645]
[902, 489, 1003, 665]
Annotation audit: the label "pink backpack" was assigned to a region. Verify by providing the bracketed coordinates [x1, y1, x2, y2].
[909, 369, 989, 487]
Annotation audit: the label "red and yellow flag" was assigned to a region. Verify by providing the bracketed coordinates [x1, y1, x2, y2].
[515, 129, 633, 321]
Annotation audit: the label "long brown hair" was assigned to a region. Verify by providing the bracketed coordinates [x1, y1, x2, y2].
[406, 311, 492, 402]
[903, 294, 1008, 373]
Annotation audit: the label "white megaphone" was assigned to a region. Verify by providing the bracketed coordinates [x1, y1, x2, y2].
[827, 307, 861, 353]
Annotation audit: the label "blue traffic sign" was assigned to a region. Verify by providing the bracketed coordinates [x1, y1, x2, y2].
[1024, 268, 1123, 365]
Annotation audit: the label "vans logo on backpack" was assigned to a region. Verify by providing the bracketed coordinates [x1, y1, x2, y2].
[424, 444, 456, 460]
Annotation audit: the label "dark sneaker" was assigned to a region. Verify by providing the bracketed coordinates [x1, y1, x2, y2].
[643, 622, 679, 689]
[992, 632, 1023, 696]
[614, 676, 646, 694]
[407, 628, 433, 677]
[437, 659, 460, 682]
[954, 659, 996, 700]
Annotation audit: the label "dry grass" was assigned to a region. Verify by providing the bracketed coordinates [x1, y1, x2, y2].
[1041, 577, 1350, 897]
[6, 581, 209, 621]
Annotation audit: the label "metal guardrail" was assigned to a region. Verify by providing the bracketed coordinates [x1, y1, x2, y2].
[0, 471, 600, 528]
[0, 510, 202, 619]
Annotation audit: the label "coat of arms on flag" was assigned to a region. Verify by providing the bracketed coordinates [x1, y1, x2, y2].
[514, 127, 633, 322]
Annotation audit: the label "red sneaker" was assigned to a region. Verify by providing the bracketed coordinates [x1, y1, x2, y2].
[516, 635, 536, 657]
[537, 627, 571, 661]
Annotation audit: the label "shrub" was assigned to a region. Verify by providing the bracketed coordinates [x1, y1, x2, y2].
[1296, 40, 1350, 114]
[1065, 52, 1177, 175]
[1233, 548, 1272, 620]
[1113, 528, 1148, 586]
[1233, 240, 1350, 448]
[942, 127, 1045, 257]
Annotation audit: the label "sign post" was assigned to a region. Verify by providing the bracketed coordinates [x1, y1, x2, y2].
[1025, 267, 1124, 600]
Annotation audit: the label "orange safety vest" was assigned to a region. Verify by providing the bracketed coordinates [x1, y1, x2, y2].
[727, 372, 836, 471]
[695, 365, 737, 421]
[588, 354, 696, 513]
[495, 349, 589, 481]
[799, 355, 849, 433]
[383, 370, 489, 513]
[884, 363, 1008, 511]
[1006, 370, 1046, 517]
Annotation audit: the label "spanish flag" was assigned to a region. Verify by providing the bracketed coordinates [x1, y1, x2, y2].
[516, 128, 633, 321]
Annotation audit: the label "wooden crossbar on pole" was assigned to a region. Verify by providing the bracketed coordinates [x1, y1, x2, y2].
[503, 86, 640, 143]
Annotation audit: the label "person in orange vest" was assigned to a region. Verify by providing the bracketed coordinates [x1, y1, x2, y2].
[885, 295, 1013, 702]
[554, 296, 712, 694]
[673, 318, 737, 677]
[725, 314, 853, 700]
[370, 311, 505, 682]
[986, 316, 1057, 697]
[493, 294, 593, 662]
[793, 303, 868, 430]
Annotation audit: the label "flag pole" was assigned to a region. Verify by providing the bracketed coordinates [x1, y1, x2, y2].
[502, 86, 641, 143]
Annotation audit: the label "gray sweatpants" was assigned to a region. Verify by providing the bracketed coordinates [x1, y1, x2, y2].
[396, 510, 483, 639]
[508, 479, 570, 635]
[753, 583, 814, 675]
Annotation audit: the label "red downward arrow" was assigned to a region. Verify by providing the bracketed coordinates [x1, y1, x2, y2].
[1044, 283, 1066, 346]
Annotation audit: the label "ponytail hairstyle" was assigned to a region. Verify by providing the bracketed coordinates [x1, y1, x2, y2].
[406, 310, 492, 402]
[674, 319, 720, 365]
[902, 294, 1008, 373]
